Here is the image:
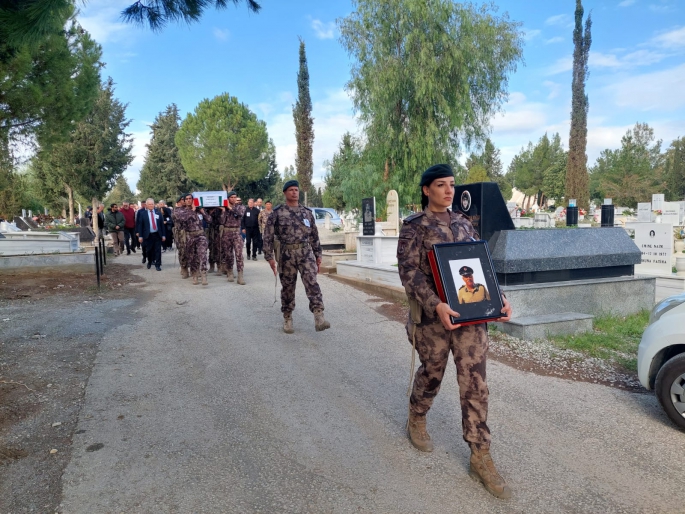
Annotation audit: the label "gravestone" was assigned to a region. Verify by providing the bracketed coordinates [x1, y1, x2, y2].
[652, 194, 664, 212]
[632, 223, 673, 275]
[453, 182, 515, 242]
[637, 203, 652, 222]
[384, 190, 399, 235]
[662, 202, 680, 226]
[362, 197, 375, 236]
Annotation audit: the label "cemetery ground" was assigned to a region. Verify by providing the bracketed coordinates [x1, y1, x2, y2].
[0, 258, 682, 513]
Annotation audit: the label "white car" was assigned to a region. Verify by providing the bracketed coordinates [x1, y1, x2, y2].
[638, 292, 685, 430]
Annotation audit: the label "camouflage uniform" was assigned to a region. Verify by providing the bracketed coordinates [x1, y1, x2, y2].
[207, 209, 222, 269]
[174, 206, 210, 275]
[262, 204, 324, 314]
[258, 209, 271, 238]
[397, 208, 491, 450]
[219, 204, 246, 273]
[172, 208, 188, 270]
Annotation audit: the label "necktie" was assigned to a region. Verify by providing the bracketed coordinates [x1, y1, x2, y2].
[150, 210, 157, 230]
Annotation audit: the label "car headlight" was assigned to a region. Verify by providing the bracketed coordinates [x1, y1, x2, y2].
[649, 292, 685, 325]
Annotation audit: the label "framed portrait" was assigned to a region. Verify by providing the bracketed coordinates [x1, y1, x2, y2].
[428, 241, 504, 326]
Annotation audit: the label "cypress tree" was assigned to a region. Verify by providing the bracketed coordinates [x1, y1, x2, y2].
[293, 37, 314, 201]
[565, 0, 592, 209]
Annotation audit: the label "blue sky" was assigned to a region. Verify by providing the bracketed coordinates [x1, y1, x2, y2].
[77, 0, 685, 192]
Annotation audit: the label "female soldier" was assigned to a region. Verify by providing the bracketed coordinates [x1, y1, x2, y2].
[397, 164, 513, 499]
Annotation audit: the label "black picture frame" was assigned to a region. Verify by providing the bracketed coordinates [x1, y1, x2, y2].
[431, 241, 504, 325]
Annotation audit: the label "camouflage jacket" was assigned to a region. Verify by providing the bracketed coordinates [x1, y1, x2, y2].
[397, 208, 478, 319]
[258, 209, 272, 234]
[262, 204, 322, 261]
[218, 205, 246, 228]
[174, 206, 211, 233]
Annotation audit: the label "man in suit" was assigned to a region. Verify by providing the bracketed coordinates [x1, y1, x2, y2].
[136, 198, 166, 271]
[135, 204, 148, 263]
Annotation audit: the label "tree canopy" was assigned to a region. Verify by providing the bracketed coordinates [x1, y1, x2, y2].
[176, 93, 270, 192]
[338, 0, 523, 205]
[137, 104, 194, 202]
[122, 0, 261, 30]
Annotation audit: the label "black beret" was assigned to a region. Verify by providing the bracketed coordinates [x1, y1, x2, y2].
[283, 179, 299, 192]
[226, 191, 237, 198]
[178, 193, 190, 202]
[459, 266, 474, 276]
[419, 164, 454, 187]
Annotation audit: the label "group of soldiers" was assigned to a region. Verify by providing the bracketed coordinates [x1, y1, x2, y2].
[169, 182, 331, 334]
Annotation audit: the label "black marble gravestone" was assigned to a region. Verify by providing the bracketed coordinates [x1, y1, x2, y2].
[453, 182, 514, 242]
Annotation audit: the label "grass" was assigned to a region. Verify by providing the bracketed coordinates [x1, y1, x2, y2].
[546, 310, 650, 372]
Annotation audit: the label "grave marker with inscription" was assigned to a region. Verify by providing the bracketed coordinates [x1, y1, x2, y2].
[633, 223, 672, 275]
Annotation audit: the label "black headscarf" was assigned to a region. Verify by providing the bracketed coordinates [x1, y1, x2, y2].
[420, 164, 454, 209]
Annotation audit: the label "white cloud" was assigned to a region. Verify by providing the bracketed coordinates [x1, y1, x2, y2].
[311, 19, 336, 40]
[545, 37, 564, 45]
[605, 63, 685, 111]
[523, 29, 541, 42]
[649, 1, 677, 14]
[543, 81, 561, 100]
[650, 26, 685, 48]
[546, 57, 573, 75]
[618, 0, 637, 6]
[589, 52, 623, 68]
[77, 0, 132, 44]
[262, 89, 358, 182]
[213, 28, 230, 41]
[545, 14, 571, 26]
[490, 93, 548, 136]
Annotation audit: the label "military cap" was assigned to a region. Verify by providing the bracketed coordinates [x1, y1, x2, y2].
[179, 193, 191, 202]
[283, 179, 299, 192]
[226, 191, 237, 198]
[459, 265, 474, 276]
[419, 164, 454, 187]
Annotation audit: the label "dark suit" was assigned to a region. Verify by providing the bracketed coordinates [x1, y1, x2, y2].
[136, 208, 167, 268]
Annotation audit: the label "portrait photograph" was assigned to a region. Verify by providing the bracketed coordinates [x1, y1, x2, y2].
[430, 241, 504, 325]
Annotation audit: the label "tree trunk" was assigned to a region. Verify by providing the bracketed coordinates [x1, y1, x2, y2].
[66, 184, 74, 224]
[384, 159, 389, 181]
[304, 191, 308, 207]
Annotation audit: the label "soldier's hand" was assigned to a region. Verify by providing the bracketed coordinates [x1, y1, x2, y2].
[498, 296, 512, 322]
[268, 258, 277, 276]
[316, 257, 322, 273]
[436, 302, 461, 330]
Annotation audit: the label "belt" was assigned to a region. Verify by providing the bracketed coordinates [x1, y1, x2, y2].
[187, 230, 204, 236]
[282, 242, 310, 250]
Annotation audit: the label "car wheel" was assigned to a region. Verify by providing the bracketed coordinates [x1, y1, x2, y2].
[655, 352, 685, 431]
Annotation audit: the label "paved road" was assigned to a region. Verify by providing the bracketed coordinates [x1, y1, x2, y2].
[61, 252, 684, 513]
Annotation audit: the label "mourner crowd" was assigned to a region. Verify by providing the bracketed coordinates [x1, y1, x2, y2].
[86, 168, 514, 500]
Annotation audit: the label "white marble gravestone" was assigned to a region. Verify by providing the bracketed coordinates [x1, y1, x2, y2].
[662, 202, 680, 226]
[632, 222, 673, 275]
[637, 203, 652, 222]
[383, 190, 400, 236]
[652, 194, 665, 212]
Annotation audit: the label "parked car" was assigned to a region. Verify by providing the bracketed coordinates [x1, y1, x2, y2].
[638, 292, 685, 430]
[306, 207, 343, 228]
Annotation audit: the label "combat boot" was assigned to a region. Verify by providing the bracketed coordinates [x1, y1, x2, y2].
[313, 309, 331, 331]
[407, 412, 433, 452]
[216, 264, 224, 276]
[209, 263, 215, 273]
[226, 269, 235, 282]
[469, 447, 512, 499]
[180, 268, 189, 279]
[192, 272, 199, 285]
[283, 313, 294, 334]
[237, 270, 245, 285]
[201, 271, 208, 286]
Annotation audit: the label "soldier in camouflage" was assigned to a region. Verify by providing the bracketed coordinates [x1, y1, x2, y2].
[207, 208, 222, 274]
[397, 164, 513, 500]
[219, 191, 246, 285]
[175, 194, 211, 286]
[262, 180, 330, 334]
[172, 194, 190, 279]
[258, 200, 273, 250]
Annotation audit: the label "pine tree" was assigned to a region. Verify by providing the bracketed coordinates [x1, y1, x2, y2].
[138, 104, 193, 202]
[293, 37, 314, 201]
[565, 0, 592, 209]
[105, 175, 136, 206]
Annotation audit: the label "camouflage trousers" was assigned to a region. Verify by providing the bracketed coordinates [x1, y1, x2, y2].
[185, 233, 208, 274]
[407, 318, 490, 449]
[208, 228, 221, 265]
[279, 247, 324, 314]
[221, 231, 244, 272]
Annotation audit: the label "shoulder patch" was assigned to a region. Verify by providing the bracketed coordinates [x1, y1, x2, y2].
[402, 211, 425, 224]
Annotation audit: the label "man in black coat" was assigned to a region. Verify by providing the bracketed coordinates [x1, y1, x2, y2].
[136, 198, 167, 271]
[241, 198, 261, 261]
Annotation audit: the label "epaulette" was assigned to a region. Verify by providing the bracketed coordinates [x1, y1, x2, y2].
[402, 211, 425, 224]
[273, 204, 283, 211]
